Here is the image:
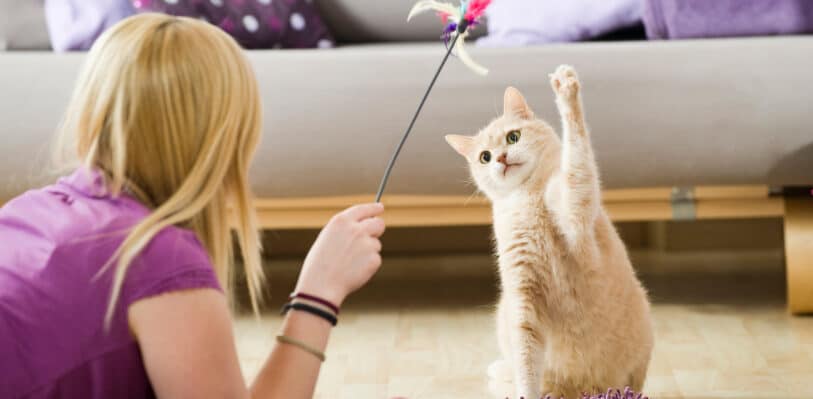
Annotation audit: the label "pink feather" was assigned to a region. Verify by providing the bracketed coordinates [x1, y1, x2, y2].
[464, 0, 492, 22]
[437, 11, 451, 24]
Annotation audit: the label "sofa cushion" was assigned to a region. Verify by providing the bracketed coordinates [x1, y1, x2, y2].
[3, 0, 52, 50]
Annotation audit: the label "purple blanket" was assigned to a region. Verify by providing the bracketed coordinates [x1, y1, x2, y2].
[643, 0, 813, 39]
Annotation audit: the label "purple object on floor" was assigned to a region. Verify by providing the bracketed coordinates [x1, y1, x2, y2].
[578, 386, 649, 399]
[642, 0, 813, 39]
[477, 0, 642, 47]
[498, 386, 649, 399]
[132, 0, 335, 49]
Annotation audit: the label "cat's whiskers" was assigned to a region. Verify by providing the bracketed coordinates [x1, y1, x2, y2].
[463, 189, 481, 206]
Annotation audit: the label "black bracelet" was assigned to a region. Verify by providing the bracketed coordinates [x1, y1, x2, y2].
[281, 302, 338, 326]
[289, 292, 340, 315]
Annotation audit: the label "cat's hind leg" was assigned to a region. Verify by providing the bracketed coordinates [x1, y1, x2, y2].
[627, 358, 650, 392]
[541, 371, 587, 399]
[542, 364, 617, 399]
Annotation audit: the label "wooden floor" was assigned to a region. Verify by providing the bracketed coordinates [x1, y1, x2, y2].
[233, 252, 813, 399]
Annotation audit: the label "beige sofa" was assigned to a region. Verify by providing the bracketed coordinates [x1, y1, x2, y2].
[1, 1, 812, 312]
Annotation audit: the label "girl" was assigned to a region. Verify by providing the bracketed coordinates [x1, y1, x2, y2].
[0, 13, 385, 399]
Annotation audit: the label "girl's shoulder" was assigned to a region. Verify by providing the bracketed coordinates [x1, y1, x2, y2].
[121, 222, 222, 307]
[0, 169, 221, 300]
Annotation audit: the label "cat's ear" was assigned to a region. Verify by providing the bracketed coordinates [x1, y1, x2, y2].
[503, 86, 534, 120]
[445, 134, 474, 157]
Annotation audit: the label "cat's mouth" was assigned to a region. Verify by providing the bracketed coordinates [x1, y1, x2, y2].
[502, 163, 523, 176]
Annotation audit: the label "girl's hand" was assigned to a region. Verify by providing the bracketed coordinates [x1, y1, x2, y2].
[295, 203, 386, 307]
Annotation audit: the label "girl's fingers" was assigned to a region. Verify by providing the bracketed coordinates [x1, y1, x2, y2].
[359, 217, 386, 238]
[368, 237, 382, 253]
[343, 203, 384, 222]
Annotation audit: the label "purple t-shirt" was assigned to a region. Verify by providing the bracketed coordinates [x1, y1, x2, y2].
[0, 168, 222, 398]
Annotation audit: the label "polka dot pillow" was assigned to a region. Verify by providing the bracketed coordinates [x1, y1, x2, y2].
[132, 0, 335, 49]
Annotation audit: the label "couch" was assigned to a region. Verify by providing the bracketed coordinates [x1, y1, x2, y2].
[1, 0, 812, 313]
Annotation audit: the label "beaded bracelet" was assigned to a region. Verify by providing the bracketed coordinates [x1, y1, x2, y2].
[289, 292, 341, 315]
[281, 302, 338, 326]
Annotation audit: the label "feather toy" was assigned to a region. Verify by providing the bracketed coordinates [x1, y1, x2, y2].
[375, 0, 492, 202]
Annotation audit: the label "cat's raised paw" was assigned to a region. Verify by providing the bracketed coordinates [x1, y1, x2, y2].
[549, 65, 580, 101]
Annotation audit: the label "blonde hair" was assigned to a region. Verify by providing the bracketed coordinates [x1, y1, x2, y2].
[55, 13, 264, 324]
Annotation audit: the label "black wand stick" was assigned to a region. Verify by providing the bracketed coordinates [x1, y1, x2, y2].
[374, 24, 467, 203]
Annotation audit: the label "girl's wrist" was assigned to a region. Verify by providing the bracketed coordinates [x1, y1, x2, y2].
[282, 302, 338, 326]
[293, 283, 345, 309]
[288, 293, 341, 315]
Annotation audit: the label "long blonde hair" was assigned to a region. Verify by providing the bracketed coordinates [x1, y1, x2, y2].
[55, 13, 264, 324]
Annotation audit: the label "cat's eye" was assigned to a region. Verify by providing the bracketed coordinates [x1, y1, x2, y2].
[479, 151, 491, 164]
[506, 130, 521, 145]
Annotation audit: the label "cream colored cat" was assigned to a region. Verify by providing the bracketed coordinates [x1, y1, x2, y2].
[446, 66, 653, 399]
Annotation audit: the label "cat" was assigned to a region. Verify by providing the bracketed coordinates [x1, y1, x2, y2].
[445, 65, 653, 399]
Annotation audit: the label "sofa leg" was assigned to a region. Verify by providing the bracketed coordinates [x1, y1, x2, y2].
[785, 198, 813, 314]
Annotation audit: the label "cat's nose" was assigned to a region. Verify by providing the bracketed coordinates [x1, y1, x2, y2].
[496, 153, 508, 165]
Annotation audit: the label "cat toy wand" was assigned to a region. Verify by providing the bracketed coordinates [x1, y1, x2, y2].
[374, 0, 492, 203]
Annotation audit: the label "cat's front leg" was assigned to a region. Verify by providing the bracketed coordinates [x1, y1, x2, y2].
[550, 65, 585, 128]
[512, 329, 542, 399]
[545, 65, 600, 247]
[489, 295, 514, 382]
[507, 305, 543, 399]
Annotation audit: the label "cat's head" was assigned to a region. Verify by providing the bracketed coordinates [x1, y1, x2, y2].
[446, 87, 561, 199]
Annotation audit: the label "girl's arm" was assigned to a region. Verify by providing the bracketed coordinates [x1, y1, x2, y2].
[130, 289, 331, 399]
[130, 203, 385, 399]
[249, 309, 332, 398]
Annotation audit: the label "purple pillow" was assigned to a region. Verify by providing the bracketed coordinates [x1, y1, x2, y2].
[642, 0, 813, 40]
[477, 0, 642, 47]
[132, 0, 335, 49]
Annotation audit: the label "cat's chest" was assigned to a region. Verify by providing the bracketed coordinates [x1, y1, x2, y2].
[491, 194, 561, 257]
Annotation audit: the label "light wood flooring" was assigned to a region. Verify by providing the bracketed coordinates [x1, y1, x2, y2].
[234, 252, 813, 399]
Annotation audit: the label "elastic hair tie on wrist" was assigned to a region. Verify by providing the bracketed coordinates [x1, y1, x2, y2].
[281, 302, 338, 326]
[289, 292, 340, 315]
[276, 335, 325, 362]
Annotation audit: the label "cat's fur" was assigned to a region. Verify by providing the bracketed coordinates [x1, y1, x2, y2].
[446, 66, 653, 399]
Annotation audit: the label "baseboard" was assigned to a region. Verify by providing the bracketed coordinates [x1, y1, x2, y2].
[261, 248, 784, 280]
[255, 185, 784, 229]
